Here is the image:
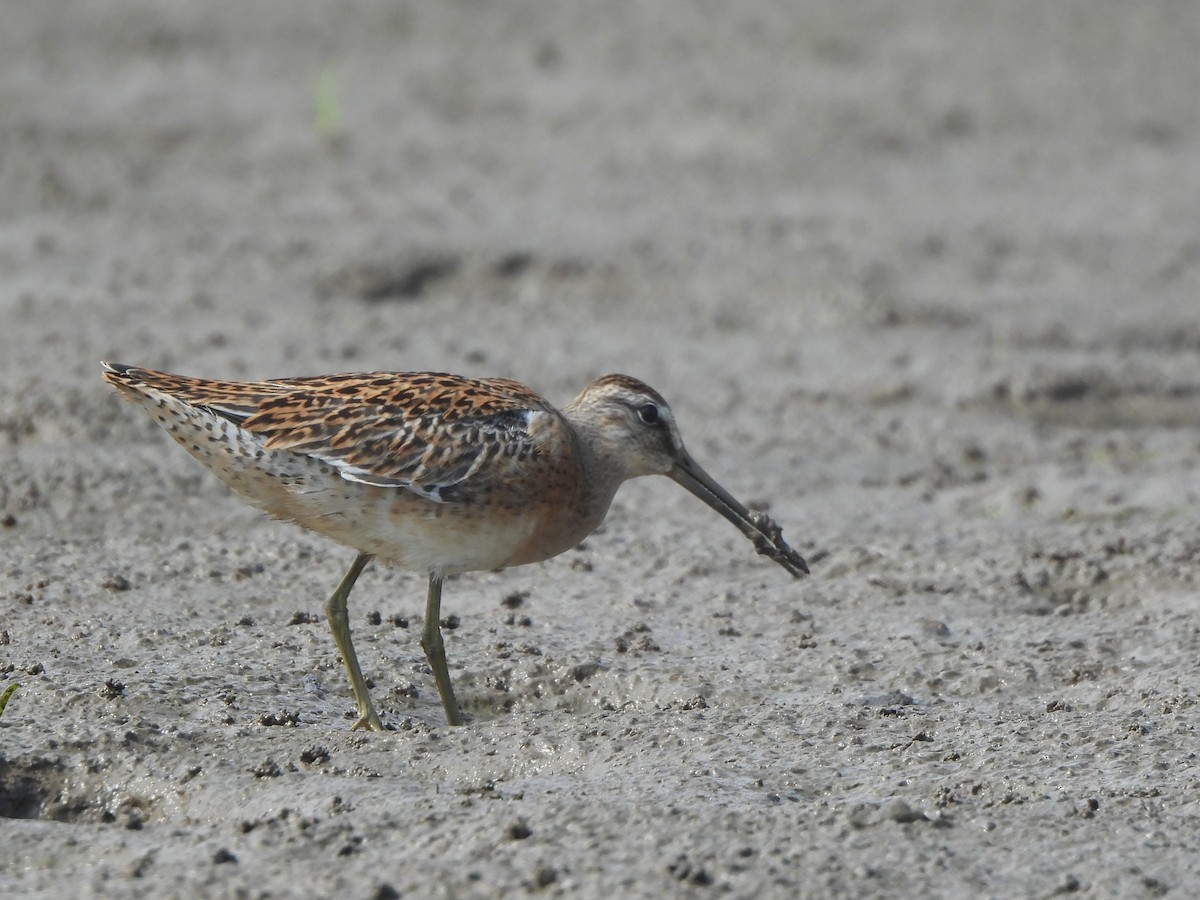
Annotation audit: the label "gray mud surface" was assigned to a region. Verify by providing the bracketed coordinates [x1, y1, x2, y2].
[3, 2, 1200, 897]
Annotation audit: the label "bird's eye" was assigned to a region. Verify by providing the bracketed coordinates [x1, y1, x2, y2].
[637, 403, 659, 425]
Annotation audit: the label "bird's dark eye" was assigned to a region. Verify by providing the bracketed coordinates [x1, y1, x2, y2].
[637, 403, 660, 425]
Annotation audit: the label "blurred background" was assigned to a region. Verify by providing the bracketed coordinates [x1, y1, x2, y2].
[5, 1, 1196, 376]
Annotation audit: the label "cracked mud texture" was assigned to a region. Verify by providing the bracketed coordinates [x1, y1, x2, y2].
[3, 1, 1199, 897]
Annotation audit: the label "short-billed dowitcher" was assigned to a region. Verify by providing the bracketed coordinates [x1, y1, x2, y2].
[101, 362, 809, 727]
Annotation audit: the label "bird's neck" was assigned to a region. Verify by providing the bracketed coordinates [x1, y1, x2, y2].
[559, 406, 629, 518]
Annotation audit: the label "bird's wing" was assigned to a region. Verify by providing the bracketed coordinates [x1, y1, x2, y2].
[103, 365, 552, 501]
[242, 372, 553, 499]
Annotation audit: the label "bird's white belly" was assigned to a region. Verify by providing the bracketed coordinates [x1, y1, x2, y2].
[155, 400, 535, 574]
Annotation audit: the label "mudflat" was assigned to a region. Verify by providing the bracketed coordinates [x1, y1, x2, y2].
[3, 2, 1198, 897]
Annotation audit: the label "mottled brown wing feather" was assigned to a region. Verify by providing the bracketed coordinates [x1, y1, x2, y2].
[102, 363, 299, 420]
[244, 373, 553, 498]
[258, 373, 553, 498]
[107, 367, 553, 500]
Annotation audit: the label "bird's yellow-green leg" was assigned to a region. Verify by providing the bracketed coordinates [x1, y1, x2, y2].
[0, 682, 19, 718]
[420, 571, 462, 726]
[324, 551, 384, 731]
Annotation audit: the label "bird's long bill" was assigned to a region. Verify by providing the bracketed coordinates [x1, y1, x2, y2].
[669, 452, 810, 578]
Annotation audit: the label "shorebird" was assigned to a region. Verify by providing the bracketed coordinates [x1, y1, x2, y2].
[101, 362, 809, 728]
